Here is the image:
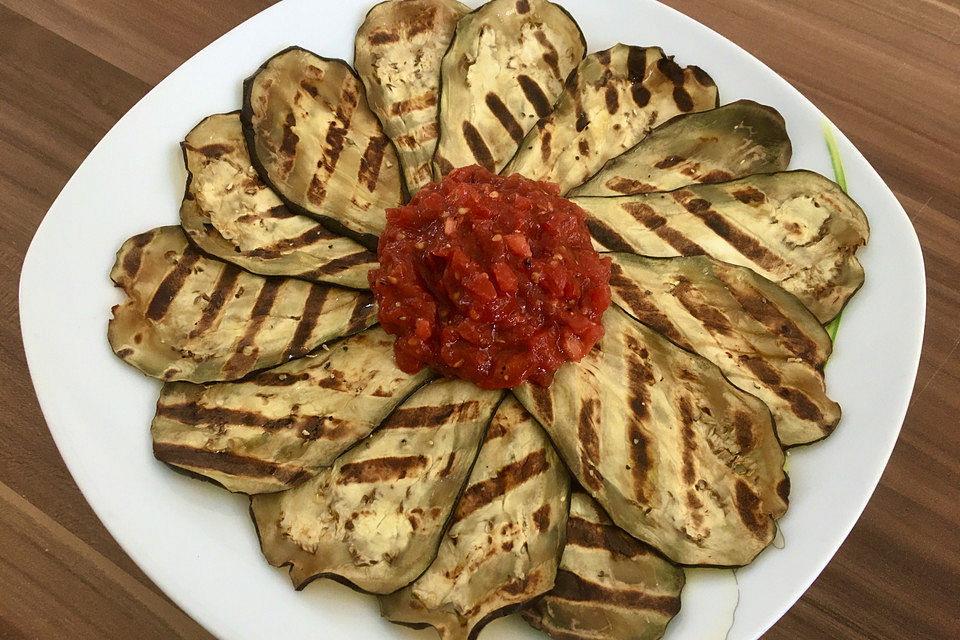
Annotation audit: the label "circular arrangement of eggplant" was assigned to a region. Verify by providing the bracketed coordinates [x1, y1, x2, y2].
[107, 0, 869, 638]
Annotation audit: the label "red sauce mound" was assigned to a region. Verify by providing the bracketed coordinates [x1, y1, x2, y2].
[370, 165, 611, 389]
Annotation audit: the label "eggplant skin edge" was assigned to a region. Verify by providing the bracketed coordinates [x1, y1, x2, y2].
[240, 45, 401, 251]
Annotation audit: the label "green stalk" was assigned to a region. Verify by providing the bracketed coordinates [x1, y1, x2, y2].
[822, 121, 846, 342]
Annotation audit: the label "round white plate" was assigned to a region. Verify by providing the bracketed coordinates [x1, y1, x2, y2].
[19, 1, 925, 638]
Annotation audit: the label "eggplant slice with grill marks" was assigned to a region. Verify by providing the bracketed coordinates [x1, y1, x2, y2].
[151, 327, 434, 494]
[432, 0, 586, 177]
[380, 395, 569, 640]
[522, 491, 685, 640]
[503, 44, 718, 194]
[572, 171, 869, 323]
[609, 253, 839, 446]
[241, 47, 403, 248]
[180, 113, 376, 289]
[108, 226, 376, 383]
[570, 99, 792, 197]
[514, 306, 788, 566]
[355, 0, 469, 195]
[251, 379, 504, 594]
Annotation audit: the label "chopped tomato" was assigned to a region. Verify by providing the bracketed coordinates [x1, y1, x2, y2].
[369, 165, 611, 389]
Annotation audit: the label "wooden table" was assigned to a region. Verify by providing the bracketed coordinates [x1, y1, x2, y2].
[1, 1, 957, 638]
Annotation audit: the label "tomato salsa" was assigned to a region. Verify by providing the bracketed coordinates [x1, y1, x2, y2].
[370, 165, 611, 389]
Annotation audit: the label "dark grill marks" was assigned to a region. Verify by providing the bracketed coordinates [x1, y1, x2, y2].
[732, 186, 767, 205]
[320, 120, 350, 174]
[673, 87, 694, 112]
[434, 154, 455, 177]
[677, 396, 698, 486]
[383, 401, 481, 430]
[622, 202, 706, 256]
[577, 399, 603, 491]
[650, 56, 679, 84]
[626, 46, 646, 82]
[565, 516, 650, 558]
[222, 279, 282, 378]
[307, 175, 326, 206]
[369, 30, 400, 45]
[188, 264, 241, 339]
[610, 264, 691, 349]
[461, 121, 496, 172]
[551, 570, 681, 616]
[656, 56, 694, 112]
[196, 143, 234, 158]
[485, 93, 525, 143]
[389, 92, 438, 116]
[699, 169, 734, 183]
[454, 450, 550, 520]
[604, 176, 656, 194]
[584, 217, 634, 253]
[655, 155, 684, 169]
[723, 280, 822, 365]
[533, 30, 561, 78]
[517, 75, 553, 118]
[308, 250, 377, 277]
[299, 80, 319, 98]
[338, 455, 428, 484]
[679, 197, 785, 270]
[154, 442, 309, 485]
[438, 453, 457, 478]
[157, 402, 323, 435]
[247, 225, 336, 259]
[631, 84, 651, 108]
[404, 5, 437, 38]
[144, 249, 202, 321]
[121, 231, 154, 277]
[574, 109, 589, 132]
[603, 86, 619, 114]
[540, 131, 553, 163]
[279, 112, 300, 171]
[347, 292, 377, 333]
[282, 286, 329, 361]
[733, 411, 756, 452]
[532, 504, 552, 532]
[734, 480, 768, 539]
[357, 135, 389, 192]
[671, 277, 734, 337]
[527, 385, 555, 424]
[691, 65, 715, 87]
[739, 355, 825, 423]
[777, 476, 791, 503]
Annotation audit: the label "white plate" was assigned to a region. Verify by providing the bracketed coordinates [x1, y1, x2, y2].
[19, 1, 925, 638]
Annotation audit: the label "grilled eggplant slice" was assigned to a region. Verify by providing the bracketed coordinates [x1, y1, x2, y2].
[432, 0, 586, 177]
[573, 171, 869, 322]
[570, 99, 791, 196]
[251, 379, 503, 594]
[108, 227, 376, 382]
[503, 44, 718, 194]
[241, 47, 403, 248]
[151, 327, 433, 494]
[355, 0, 469, 195]
[609, 253, 839, 446]
[380, 395, 569, 640]
[180, 113, 376, 289]
[522, 491, 685, 640]
[514, 306, 788, 566]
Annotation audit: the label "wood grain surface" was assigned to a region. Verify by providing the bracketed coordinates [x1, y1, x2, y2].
[1, 1, 957, 638]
